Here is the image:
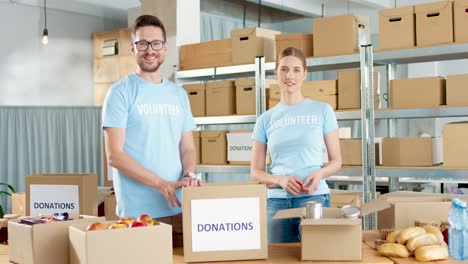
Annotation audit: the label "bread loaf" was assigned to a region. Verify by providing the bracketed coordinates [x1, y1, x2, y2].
[422, 225, 444, 244]
[378, 243, 411, 258]
[397, 226, 426, 245]
[386, 230, 401, 243]
[414, 245, 449, 262]
[406, 233, 439, 252]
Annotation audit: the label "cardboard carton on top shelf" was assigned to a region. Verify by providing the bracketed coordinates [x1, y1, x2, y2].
[454, 0, 468, 43]
[275, 33, 313, 58]
[415, 1, 454, 46]
[231, 27, 280, 64]
[379, 6, 416, 50]
[180, 39, 232, 70]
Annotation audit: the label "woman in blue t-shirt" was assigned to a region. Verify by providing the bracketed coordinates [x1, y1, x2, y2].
[250, 47, 342, 243]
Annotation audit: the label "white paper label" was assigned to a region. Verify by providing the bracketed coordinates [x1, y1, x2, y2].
[191, 197, 261, 252]
[29, 184, 80, 216]
[227, 132, 253, 162]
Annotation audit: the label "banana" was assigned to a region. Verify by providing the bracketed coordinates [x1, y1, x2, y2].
[378, 243, 411, 258]
[414, 245, 449, 262]
[397, 226, 426, 245]
[406, 233, 439, 252]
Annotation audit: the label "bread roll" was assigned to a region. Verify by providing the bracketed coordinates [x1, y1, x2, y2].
[386, 230, 401, 243]
[422, 225, 444, 244]
[397, 226, 426, 245]
[378, 243, 411, 258]
[414, 245, 449, 262]
[406, 233, 438, 252]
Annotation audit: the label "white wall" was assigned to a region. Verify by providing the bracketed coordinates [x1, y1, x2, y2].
[0, 2, 127, 105]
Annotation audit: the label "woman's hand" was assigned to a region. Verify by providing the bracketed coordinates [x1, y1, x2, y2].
[302, 170, 324, 195]
[278, 175, 304, 196]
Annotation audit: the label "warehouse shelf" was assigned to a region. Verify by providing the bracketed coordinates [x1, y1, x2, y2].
[176, 64, 257, 80]
[194, 115, 256, 125]
[375, 106, 468, 119]
[374, 43, 468, 65]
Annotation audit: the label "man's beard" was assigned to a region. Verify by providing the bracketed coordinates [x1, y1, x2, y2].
[137, 55, 165, 73]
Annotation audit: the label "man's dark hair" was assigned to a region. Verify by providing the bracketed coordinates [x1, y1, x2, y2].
[131, 15, 167, 42]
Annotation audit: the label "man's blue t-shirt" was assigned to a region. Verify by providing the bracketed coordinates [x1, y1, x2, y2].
[251, 99, 338, 198]
[102, 73, 196, 218]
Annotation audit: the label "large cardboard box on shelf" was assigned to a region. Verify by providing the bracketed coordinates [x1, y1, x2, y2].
[269, 83, 280, 100]
[274, 199, 389, 261]
[93, 28, 132, 59]
[183, 183, 267, 263]
[337, 70, 381, 109]
[415, 1, 454, 47]
[201, 130, 228, 165]
[446, 73, 468, 106]
[104, 194, 118, 220]
[206, 80, 236, 116]
[69, 221, 172, 264]
[454, 0, 468, 43]
[301, 80, 337, 109]
[12, 192, 26, 217]
[231, 27, 280, 64]
[313, 14, 370, 57]
[275, 33, 313, 58]
[193, 131, 201, 164]
[443, 122, 468, 168]
[340, 139, 381, 166]
[382, 137, 442, 166]
[235, 79, 276, 115]
[390, 77, 446, 109]
[25, 173, 98, 216]
[379, 6, 416, 50]
[8, 215, 104, 264]
[179, 39, 232, 70]
[227, 130, 253, 165]
[184, 83, 206, 117]
[377, 191, 468, 229]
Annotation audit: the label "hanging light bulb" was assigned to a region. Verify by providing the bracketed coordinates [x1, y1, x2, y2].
[42, 0, 48, 45]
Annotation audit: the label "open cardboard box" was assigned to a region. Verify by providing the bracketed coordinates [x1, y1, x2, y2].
[8, 215, 104, 264]
[69, 220, 172, 264]
[273, 198, 389, 261]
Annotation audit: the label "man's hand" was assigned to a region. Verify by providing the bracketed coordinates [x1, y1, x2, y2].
[278, 175, 304, 196]
[155, 179, 183, 208]
[179, 176, 202, 187]
[302, 170, 324, 195]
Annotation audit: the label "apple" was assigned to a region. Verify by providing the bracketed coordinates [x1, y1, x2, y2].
[86, 222, 108, 231]
[118, 217, 135, 226]
[129, 220, 147, 228]
[136, 214, 153, 224]
[108, 222, 128, 229]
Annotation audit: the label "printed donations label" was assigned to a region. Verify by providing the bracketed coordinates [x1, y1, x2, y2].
[191, 197, 260, 252]
[29, 184, 80, 216]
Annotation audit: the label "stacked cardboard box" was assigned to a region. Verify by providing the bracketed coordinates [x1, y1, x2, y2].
[454, 0, 468, 43]
[379, 6, 416, 50]
[337, 70, 381, 109]
[206, 80, 236, 116]
[302, 80, 337, 109]
[382, 137, 442, 166]
[179, 39, 232, 70]
[443, 122, 468, 168]
[390, 77, 446, 109]
[446, 73, 468, 106]
[231, 27, 280, 64]
[275, 33, 313, 58]
[201, 130, 228, 165]
[184, 83, 205, 117]
[415, 1, 453, 47]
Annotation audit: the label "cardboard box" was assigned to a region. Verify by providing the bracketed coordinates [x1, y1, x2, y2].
[446, 73, 468, 106]
[201, 130, 227, 165]
[443, 122, 468, 167]
[184, 83, 205, 117]
[193, 131, 201, 164]
[26, 173, 98, 216]
[234, 79, 276, 115]
[337, 70, 381, 109]
[302, 80, 337, 97]
[269, 84, 280, 100]
[330, 189, 362, 208]
[179, 39, 232, 70]
[415, 1, 453, 46]
[313, 14, 370, 57]
[69, 221, 172, 264]
[227, 130, 253, 165]
[275, 33, 313, 58]
[12, 192, 26, 217]
[390, 77, 446, 109]
[268, 98, 280, 109]
[377, 192, 468, 229]
[379, 6, 416, 50]
[273, 199, 389, 261]
[454, 0, 468, 43]
[340, 139, 381, 166]
[104, 194, 118, 221]
[183, 183, 267, 262]
[206, 80, 235, 116]
[231, 27, 280, 65]
[8, 215, 104, 264]
[382, 137, 442, 166]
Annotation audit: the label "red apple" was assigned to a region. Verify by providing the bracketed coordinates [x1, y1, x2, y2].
[118, 217, 135, 226]
[129, 220, 147, 228]
[108, 222, 128, 229]
[136, 214, 153, 224]
[86, 222, 108, 231]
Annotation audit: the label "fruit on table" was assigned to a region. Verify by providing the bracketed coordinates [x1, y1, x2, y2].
[397, 226, 426, 245]
[377, 243, 411, 258]
[414, 245, 449, 262]
[406, 233, 438, 253]
[108, 222, 128, 229]
[136, 214, 159, 226]
[129, 220, 147, 228]
[386, 230, 401, 243]
[119, 217, 136, 226]
[86, 222, 108, 231]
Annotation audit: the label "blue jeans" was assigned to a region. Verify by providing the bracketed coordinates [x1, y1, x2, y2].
[267, 194, 330, 243]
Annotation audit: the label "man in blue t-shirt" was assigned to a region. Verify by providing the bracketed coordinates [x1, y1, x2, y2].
[102, 15, 200, 246]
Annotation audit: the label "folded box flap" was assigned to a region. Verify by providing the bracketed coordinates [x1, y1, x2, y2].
[301, 218, 361, 226]
[361, 198, 390, 216]
[273, 207, 305, 220]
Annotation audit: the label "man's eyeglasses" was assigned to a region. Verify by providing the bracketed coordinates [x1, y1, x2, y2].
[133, 40, 165, 51]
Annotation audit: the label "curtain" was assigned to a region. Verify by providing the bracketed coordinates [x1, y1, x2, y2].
[0, 106, 103, 212]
